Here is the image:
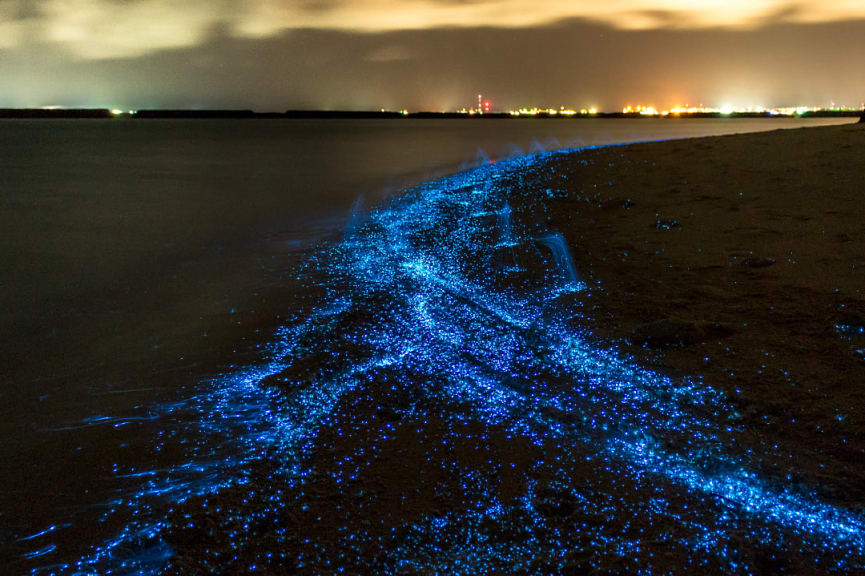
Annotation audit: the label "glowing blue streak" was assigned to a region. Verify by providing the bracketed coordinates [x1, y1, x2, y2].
[30, 142, 865, 573]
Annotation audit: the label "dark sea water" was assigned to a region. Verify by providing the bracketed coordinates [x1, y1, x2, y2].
[0, 117, 854, 572]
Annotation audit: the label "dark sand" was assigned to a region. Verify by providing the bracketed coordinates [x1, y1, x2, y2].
[534, 121, 865, 573]
[162, 123, 865, 575]
[544, 123, 865, 504]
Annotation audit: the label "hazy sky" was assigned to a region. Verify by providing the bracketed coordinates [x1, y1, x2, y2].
[1, 0, 863, 110]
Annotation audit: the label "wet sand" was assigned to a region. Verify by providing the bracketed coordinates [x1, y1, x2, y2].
[159, 122, 865, 575]
[545, 122, 865, 505]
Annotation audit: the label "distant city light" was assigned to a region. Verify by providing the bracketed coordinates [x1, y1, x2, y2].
[283, 97, 858, 117]
[508, 107, 597, 117]
[502, 102, 862, 117]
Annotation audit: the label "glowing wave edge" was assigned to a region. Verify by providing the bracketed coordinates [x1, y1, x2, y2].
[30, 147, 865, 574]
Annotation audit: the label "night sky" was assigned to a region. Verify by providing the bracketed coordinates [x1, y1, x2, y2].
[1, 1, 864, 111]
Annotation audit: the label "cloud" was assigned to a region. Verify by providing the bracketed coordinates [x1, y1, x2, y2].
[0, 2, 26, 48]
[1, 0, 865, 59]
[238, 0, 865, 33]
[38, 0, 224, 58]
[2, 17, 862, 111]
[0, 0, 231, 58]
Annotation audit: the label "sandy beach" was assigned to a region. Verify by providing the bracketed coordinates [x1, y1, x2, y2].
[160, 122, 865, 575]
[546, 122, 865, 505]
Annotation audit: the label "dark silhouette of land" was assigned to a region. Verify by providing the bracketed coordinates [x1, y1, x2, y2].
[134, 109, 258, 119]
[0, 108, 861, 120]
[0, 108, 114, 118]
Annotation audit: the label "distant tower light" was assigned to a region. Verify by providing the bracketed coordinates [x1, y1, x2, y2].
[483, 100, 492, 113]
[478, 94, 483, 115]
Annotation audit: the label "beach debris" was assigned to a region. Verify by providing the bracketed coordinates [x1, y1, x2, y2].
[741, 256, 776, 268]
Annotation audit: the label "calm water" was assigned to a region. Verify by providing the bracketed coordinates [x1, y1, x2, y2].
[0, 117, 853, 572]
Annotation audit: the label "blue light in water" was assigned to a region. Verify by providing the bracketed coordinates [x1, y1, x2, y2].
[496, 202, 515, 247]
[29, 145, 865, 574]
[535, 232, 583, 292]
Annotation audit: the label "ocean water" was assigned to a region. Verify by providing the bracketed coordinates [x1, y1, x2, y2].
[0, 117, 854, 572]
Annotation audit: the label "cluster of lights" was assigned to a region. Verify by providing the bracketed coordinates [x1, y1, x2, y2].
[507, 103, 862, 117]
[475, 102, 862, 117]
[509, 107, 598, 116]
[625, 103, 863, 116]
[622, 105, 659, 115]
[456, 95, 494, 115]
[24, 145, 865, 574]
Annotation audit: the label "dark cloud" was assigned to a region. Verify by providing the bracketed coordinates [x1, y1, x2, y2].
[1, 17, 863, 110]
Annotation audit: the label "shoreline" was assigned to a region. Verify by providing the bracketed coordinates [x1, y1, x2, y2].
[46, 122, 865, 575]
[162, 122, 865, 575]
[544, 122, 865, 507]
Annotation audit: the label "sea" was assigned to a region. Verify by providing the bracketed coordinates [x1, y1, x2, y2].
[0, 117, 854, 573]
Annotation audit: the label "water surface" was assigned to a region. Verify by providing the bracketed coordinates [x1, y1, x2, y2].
[0, 117, 854, 572]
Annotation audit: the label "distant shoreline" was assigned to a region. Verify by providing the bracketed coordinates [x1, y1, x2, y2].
[1, 108, 861, 120]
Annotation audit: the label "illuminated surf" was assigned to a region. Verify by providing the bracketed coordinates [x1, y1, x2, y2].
[28, 145, 865, 575]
